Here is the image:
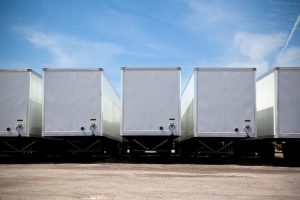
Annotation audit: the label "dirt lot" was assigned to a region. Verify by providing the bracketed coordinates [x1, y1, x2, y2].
[0, 160, 300, 200]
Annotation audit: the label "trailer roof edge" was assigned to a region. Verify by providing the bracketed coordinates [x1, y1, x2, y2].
[194, 67, 256, 71]
[0, 68, 42, 78]
[43, 67, 103, 71]
[121, 67, 181, 70]
[257, 67, 300, 81]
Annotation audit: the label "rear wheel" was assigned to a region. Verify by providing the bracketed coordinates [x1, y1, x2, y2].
[257, 142, 275, 161]
[282, 142, 300, 161]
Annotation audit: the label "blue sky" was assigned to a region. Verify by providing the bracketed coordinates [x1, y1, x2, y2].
[0, 0, 300, 91]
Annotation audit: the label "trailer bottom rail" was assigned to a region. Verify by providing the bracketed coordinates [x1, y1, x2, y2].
[132, 138, 171, 152]
[65, 139, 102, 152]
[0, 137, 40, 154]
[180, 138, 241, 157]
[124, 136, 178, 156]
[198, 140, 234, 154]
[58, 137, 105, 156]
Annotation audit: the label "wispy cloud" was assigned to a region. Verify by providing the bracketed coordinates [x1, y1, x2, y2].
[276, 47, 300, 67]
[15, 26, 123, 67]
[182, 0, 299, 75]
[183, 0, 239, 31]
[274, 14, 300, 67]
[227, 32, 287, 75]
[93, 8, 181, 58]
[234, 32, 286, 61]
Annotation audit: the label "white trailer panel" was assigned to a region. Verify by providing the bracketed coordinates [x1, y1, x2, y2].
[43, 68, 121, 141]
[181, 68, 256, 140]
[257, 67, 300, 138]
[121, 68, 181, 136]
[0, 69, 42, 137]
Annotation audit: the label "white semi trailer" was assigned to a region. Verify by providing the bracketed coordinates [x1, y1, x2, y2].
[0, 68, 42, 156]
[43, 68, 121, 156]
[121, 67, 181, 156]
[180, 68, 256, 156]
[256, 67, 300, 160]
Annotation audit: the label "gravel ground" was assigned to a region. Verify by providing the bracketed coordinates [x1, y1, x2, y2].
[0, 160, 300, 200]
